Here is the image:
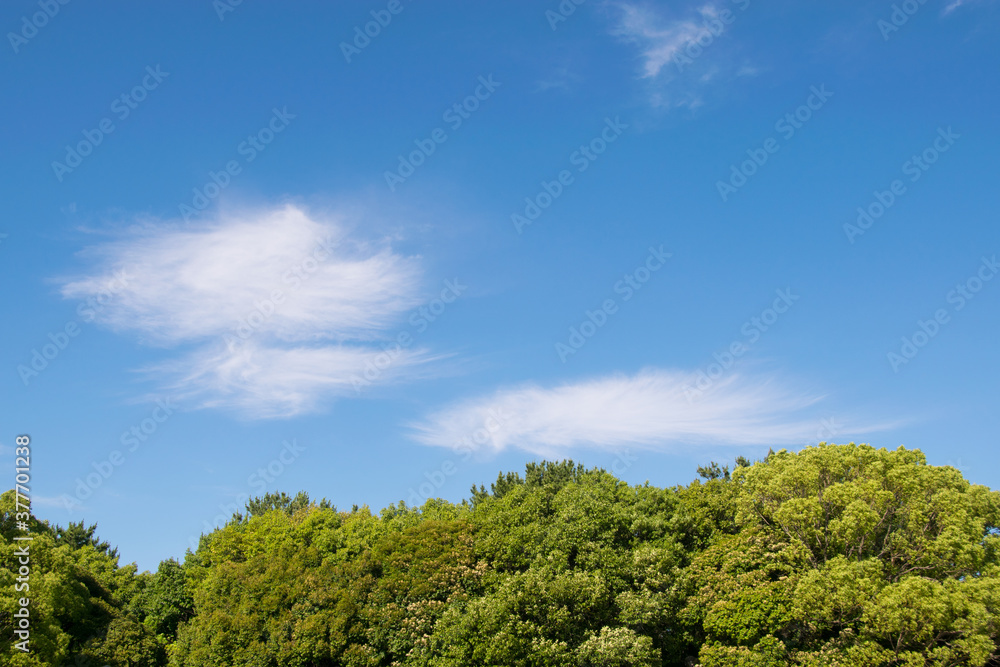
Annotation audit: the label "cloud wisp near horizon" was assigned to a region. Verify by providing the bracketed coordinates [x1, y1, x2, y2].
[409, 368, 898, 457]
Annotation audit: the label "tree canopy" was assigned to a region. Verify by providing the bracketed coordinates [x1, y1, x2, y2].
[2, 443, 998, 666]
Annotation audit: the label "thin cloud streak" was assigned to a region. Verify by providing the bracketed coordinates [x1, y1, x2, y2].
[410, 369, 897, 456]
[146, 341, 446, 419]
[940, 0, 990, 14]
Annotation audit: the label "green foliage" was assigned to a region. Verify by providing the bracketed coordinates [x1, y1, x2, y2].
[130, 559, 193, 638]
[54, 521, 118, 559]
[577, 626, 661, 666]
[0, 491, 163, 667]
[232, 490, 334, 525]
[2, 444, 998, 666]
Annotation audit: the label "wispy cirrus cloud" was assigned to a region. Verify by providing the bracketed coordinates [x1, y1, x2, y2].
[614, 3, 722, 78]
[60, 204, 438, 417]
[61, 205, 420, 344]
[410, 368, 895, 456]
[943, 0, 966, 12]
[941, 0, 992, 14]
[147, 341, 444, 419]
[611, 2, 756, 109]
[535, 65, 584, 93]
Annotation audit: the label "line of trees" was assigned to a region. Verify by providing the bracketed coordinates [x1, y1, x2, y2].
[2, 443, 999, 666]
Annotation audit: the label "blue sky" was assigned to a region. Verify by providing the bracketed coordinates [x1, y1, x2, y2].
[2, 0, 998, 571]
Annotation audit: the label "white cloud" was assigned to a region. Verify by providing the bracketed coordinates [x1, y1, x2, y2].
[612, 2, 758, 109]
[61, 204, 436, 417]
[147, 341, 444, 419]
[614, 3, 718, 79]
[535, 66, 583, 93]
[940, 0, 990, 14]
[410, 369, 893, 456]
[62, 205, 421, 344]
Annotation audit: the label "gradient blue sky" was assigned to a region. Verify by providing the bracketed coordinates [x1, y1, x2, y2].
[2, 0, 998, 571]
